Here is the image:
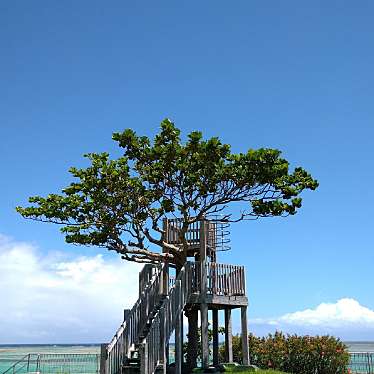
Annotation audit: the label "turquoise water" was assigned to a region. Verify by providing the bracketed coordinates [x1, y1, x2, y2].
[0, 346, 100, 374]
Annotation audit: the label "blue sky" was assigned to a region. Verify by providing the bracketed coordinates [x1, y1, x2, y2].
[1, 1, 374, 343]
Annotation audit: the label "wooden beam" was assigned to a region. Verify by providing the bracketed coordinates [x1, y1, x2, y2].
[224, 308, 233, 363]
[99, 344, 107, 374]
[241, 306, 249, 365]
[160, 306, 167, 374]
[201, 303, 209, 368]
[212, 309, 219, 366]
[200, 219, 210, 368]
[175, 280, 182, 374]
[140, 343, 148, 374]
[187, 309, 198, 371]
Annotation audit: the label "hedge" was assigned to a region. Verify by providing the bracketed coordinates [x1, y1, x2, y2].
[219, 332, 350, 374]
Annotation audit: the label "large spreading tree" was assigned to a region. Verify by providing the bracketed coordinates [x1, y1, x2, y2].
[17, 119, 318, 268]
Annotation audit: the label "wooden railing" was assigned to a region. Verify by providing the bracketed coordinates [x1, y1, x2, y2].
[104, 261, 246, 374]
[165, 218, 229, 251]
[141, 261, 246, 374]
[105, 264, 164, 374]
[166, 218, 201, 247]
[141, 263, 193, 374]
[139, 264, 160, 296]
[190, 262, 246, 296]
[207, 262, 246, 296]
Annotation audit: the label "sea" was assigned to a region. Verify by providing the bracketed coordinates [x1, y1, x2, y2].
[0, 345, 100, 374]
[0, 342, 373, 374]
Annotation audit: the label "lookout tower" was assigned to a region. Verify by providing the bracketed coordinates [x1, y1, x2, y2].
[102, 217, 249, 374]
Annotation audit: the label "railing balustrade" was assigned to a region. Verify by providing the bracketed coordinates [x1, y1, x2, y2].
[166, 219, 201, 247]
[349, 352, 374, 374]
[165, 218, 230, 251]
[1, 353, 99, 374]
[190, 262, 245, 296]
[142, 263, 193, 374]
[105, 264, 164, 374]
[104, 260, 246, 374]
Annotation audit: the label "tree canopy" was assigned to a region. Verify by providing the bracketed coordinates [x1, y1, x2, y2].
[16, 119, 318, 266]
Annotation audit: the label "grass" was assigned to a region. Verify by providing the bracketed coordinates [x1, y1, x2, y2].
[192, 365, 289, 374]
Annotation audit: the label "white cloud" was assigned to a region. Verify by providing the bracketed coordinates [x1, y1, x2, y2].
[250, 299, 374, 340]
[0, 234, 142, 344]
[278, 298, 374, 327]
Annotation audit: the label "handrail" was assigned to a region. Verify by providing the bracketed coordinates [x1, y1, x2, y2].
[1, 354, 31, 374]
[104, 260, 246, 374]
[1, 353, 99, 374]
[141, 261, 246, 374]
[165, 218, 230, 252]
[142, 262, 193, 374]
[105, 263, 164, 374]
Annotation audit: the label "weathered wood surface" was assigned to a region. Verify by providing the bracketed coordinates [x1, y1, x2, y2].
[142, 262, 192, 374]
[186, 309, 198, 371]
[225, 308, 233, 363]
[188, 294, 248, 307]
[105, 264, 164, 374]
[105, 259, 247, 374]
[190, 262, 246, 298]
[212, 309, 219, 366]
[200, 220, 210, 369]
[241, 306, 249, 365]
[164, 218, 218, 252]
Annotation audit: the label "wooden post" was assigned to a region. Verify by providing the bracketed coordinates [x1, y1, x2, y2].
[162, 219, 170, 296]
[187, 309, 198, 371]
[123, 309, 130, 322]
[201, 304, 209, 369]
[140, 343, 148, 374]
[100, 344, 107, 374]
[224, 308, 233, 363]
[200, 219, 209, 369]
[241, 306, 249, 365]
[161, 262, 169, 296]
[159, 306, 167, 374]
[212, 309, 219, 366]
[175, 280, 182, 374]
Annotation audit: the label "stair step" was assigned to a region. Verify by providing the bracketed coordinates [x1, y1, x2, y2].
[122, 365, 140, 374]
[126, 358, 140, 364]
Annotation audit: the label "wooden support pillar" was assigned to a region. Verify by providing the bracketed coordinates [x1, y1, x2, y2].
[123, 309, 130, 322]
[140, 343, 148, 374]
[241, 306, 249, 365]
[187, 309, 198, 371]
[175, 280, 182, 374]
[160, 306, 167, 374]
[100, 344, 107, 374]
[201, 303, 209, 368]
[224, 308, 233, 363]
[161, 263, 169, 296]
[212, 309, 219, 366]
[200, 219, 209, 369]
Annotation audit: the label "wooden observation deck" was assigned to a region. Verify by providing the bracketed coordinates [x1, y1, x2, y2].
[102, 218, 249, 374]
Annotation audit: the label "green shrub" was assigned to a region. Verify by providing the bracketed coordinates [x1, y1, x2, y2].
[219, 332, 350, 374]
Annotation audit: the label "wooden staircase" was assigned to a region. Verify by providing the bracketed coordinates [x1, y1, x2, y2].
[102, 218, 249, 374]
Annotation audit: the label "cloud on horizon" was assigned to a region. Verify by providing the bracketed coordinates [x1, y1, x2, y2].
[1, 234, 374, 343]
[0, 234, 141, 344]
[250, 298, 374, 340]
